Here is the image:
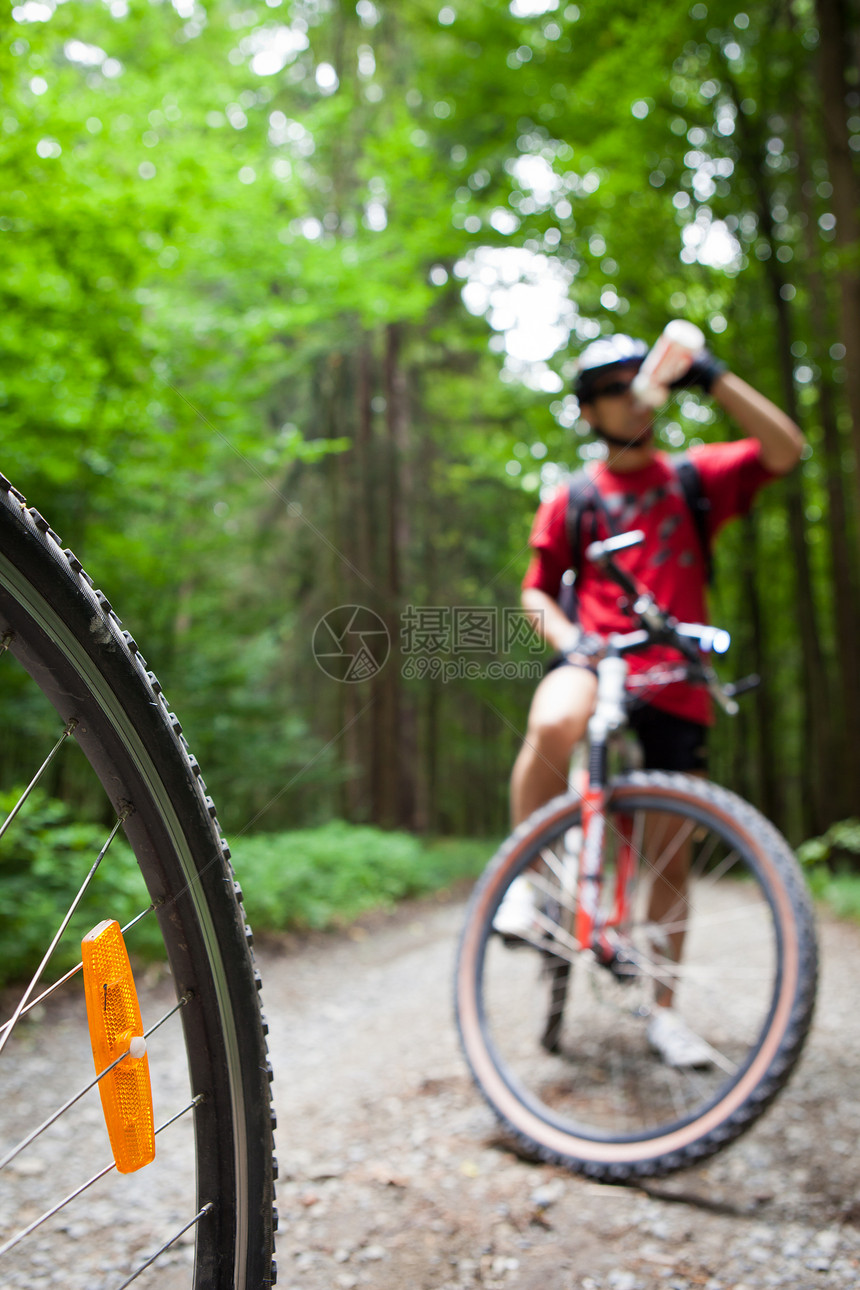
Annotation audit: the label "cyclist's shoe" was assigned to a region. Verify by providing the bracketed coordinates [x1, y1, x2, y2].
[493, 876, 539, 944]
[597, 941, 641, 986]
[647, 1008, 713, 1069]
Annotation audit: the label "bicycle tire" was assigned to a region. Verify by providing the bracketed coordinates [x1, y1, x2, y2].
[0, 476, 277, 1286]
[455, 771, 817, 1180]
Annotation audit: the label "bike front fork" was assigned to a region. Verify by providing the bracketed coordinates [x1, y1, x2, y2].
[573, 777, 636, 970]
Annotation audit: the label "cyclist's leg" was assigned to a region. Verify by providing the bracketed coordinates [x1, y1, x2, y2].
[498, 663, 596, 943]
[510, 661, 597, 826]
[628, 707, 708, 1009]
[642, 812, 695, 1007]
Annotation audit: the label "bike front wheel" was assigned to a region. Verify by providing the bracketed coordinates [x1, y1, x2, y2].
[0, 478, 276, 1287]
[455, 772, 817, 1180]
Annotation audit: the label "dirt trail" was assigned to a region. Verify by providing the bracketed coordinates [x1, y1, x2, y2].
[2, 891, 859, 1289]
[262, 893, 860, 1290]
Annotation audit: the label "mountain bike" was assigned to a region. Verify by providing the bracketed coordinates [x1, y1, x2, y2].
[455, 530, 818, 1181]
[0, 475, 277, 1288]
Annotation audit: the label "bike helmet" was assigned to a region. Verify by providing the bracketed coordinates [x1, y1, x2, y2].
[573, 334, 649, 402]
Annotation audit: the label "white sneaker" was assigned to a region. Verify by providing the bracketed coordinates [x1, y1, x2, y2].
[493, 876, 538, 941]
[647, 1008, 713, 1069]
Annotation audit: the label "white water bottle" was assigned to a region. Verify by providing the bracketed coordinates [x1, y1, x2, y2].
[631, 320, 705, 409]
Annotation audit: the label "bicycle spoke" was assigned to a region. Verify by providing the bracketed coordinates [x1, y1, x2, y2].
[0, 1047, 132, 1172]
[688, 843, 746, 893]
[0, 720, 77, 845]
[0, 907, 158, 1042]
[0, 963, 83, 1037]
[0, 995, 190, 1173]
[640, 814, 698, 886]
[539, 843, 571, 887]
[532, 859, 577, 918]
[666, 1060, 698, 1119]
[654, 896, 773, 940]
[114, 1204, 214, 1290]
[0, 1096, 202, 1261]
[534, 911, 579, 958]
[0, 1162, 116, 1260]
[459, 778, 816, 1177]
[0, 810, 130, 1059]
[648, 837, 742, 936]
[687, 824, 722, 880]
[0, 479, 275, 1286]
[636, 955, 766, 985]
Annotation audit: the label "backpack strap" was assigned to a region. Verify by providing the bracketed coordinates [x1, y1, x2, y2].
[559, 465, 613, 623]
[672, 454, 713, 584]
[564, 464, 615, 572]
[558, 455, 714, 620]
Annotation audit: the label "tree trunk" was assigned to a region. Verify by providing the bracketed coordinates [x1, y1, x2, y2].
[728, 76, 837, 835]
[381, 322, 418, 829]
[815, 0, 860, 534]
[741, 513, 785, 827]
[793, 106, 860, 819]
[766, 276, 836, 835]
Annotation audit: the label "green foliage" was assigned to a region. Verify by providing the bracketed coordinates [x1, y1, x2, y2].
[0, 793, 492, 985]
[805, 867, 860, 924]
[1, 0, 857, 842]
[798, 819, 860, 868]
[799, 820, 860, 925]
[232, 822, 493, 932]
[0, 789, 164, 989]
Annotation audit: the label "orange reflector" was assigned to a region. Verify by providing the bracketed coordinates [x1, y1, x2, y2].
[82, 919, 155, 1174]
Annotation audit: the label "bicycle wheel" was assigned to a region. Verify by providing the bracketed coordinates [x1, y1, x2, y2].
[455, 771, 817, 1180]
[0, 476, 277, 1287]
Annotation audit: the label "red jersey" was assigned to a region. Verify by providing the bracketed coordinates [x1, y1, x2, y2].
[522, 440, 774, 723]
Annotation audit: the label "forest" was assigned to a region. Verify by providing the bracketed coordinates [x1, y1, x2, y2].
[2, 0, 859, 851]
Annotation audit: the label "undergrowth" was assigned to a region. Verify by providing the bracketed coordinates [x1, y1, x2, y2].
[8, 787, 860, 993]
[0, 790, 494, 989]
[798, 818, 860, 923]
[233, 821, 493, 934]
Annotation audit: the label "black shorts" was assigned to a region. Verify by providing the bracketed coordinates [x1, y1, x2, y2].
[627, 704, 708, 773]
[546, 652, 708, 773]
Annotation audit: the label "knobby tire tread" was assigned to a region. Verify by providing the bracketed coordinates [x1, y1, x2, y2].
[0, 475, 278, 1286]
[455, 770, 817, 1181]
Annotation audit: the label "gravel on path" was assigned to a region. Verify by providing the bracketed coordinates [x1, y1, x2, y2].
[2, 891, 859, 1290]
[262, 894, 860, 1290]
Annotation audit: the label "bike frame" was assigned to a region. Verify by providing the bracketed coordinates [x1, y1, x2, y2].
[567, 530, 753, 970]
[573, 650, 639, 966]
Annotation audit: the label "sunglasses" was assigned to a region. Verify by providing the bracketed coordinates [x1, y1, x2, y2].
[591, 378, 635, 398]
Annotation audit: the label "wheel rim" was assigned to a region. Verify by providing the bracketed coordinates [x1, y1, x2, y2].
[0, 490, 274, 1288]
[457, 782, 808, 1170]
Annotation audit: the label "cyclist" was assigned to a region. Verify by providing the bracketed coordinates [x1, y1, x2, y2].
[498, 329, 805, 1067]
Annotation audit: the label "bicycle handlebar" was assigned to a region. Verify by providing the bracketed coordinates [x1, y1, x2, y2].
[585, 529, 750, 715]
